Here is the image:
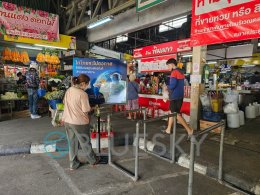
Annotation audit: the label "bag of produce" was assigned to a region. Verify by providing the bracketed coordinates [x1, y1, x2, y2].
[51, 110, 64, 127]
[162, 83, 169, 102]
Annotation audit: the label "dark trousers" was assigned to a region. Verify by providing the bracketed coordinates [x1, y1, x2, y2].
[65, 123, 96, 167]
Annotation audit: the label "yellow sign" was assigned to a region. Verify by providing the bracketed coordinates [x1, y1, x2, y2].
[123, 53, 133, 62]
[4, 34, 76, 50]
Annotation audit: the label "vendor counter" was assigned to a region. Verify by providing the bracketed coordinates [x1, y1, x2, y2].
[138, 94, 190, 116]
[0, 98, 28, 119]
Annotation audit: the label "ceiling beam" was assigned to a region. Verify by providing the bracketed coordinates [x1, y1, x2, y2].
[77, 0, 89, 25]
[112, 0, 119, 8]
[92, 0, 103, 18]
[87, 0, 191, 42]
[65, 1, 76, 32]
[108, 0, 112, 9]
[65, 0, 135, 35]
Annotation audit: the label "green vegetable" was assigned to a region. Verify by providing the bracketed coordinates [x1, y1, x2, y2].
[44, 90, 65, 100]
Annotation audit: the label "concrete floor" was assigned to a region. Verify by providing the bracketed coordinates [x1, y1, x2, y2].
[0, 147, 237, 195]
[0, 114, 259, 194]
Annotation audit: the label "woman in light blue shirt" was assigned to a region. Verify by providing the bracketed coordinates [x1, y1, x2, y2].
[126, 74, 139, 120]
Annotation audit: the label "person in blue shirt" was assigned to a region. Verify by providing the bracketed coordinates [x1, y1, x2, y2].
[126, 74, 139, 120]
[161, 58, 193, 136]
[26, 62, 41, 119]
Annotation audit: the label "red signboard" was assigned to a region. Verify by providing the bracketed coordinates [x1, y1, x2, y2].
[133, 38, 191, 58]
[138, 97, 190, 115]
[191, 0, 260, 46]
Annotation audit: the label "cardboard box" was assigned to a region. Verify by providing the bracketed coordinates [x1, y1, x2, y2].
[199, 120, 222, 134]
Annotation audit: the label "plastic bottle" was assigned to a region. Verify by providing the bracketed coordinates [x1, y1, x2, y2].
[239, 110, 245, 126]
[245, 104, 256, 119]
[253, 102, 260, 116]
[227, 112, 240, 128]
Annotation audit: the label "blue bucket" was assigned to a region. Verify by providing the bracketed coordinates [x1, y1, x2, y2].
[48, 99, 62, 109]
[37, 89, 46, 97]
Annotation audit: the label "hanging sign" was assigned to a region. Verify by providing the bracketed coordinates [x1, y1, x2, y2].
[133, 39, 191, 58]
[220, 64, 232, 73]
[73, 58, 127, 104]
[136, 0, 166, 12]
[0, 1, 59, 41]
[4, 35, 76, 49]
[191, 0, 260, 46]
[138, 54, 176, 72]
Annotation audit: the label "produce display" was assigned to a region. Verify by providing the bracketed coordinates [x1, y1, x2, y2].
[1, 47, 11, 61]
[20, 51, 30, 64]
[44, 90, 65, 100]
[1, 47, 30, 64]
[36, 51, 60, 64]
[0, 92, 27, 100]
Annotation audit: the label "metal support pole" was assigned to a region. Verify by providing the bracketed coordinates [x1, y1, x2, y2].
[143, 108, 147, 152]
[218, 120, 225, 182]
[188, 135, 196, 195]
[107, 114, 112, 165]
[134, 122, 140, 181]
[97, 116, 101, 153]
[171, 113, 177, 163]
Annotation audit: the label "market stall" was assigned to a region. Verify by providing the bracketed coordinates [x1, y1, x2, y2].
[133, 38, 192, 120]
[0, 35, 76, 120]
[190, 0, 260, 130]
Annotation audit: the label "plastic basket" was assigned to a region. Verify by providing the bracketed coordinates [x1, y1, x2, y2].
[202, 111, 224, 122]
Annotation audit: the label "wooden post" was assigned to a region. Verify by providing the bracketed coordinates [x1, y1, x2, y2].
[190, 46, 207, 130]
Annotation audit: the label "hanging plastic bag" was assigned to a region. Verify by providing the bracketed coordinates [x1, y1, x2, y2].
[200, 94, 211, 107]
[162, 83, 169, 102]
[51, 110, 64, 127]
[224, 102, 239, 114]
[223, 88, 238, 103]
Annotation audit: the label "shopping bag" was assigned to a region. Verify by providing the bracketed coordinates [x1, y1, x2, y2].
[162, 84, 169, 102]
[51, 110, 64, 127]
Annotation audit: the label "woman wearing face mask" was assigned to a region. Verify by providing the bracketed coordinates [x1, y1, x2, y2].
[62, 74, 100, 170]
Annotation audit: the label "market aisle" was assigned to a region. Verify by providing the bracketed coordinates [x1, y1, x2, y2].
[0, 116, 64, 146]
[0, 148, 237, 195]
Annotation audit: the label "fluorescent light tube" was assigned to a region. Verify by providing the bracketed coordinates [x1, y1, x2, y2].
[242, 65, 255, 67]
[34, 44, 67, 50]
[87, 16, 113, 29]
[16, 44, 42, 51]
[171, 18, 187, 28]
[207, 61, 217, 64]
[182, 54, 192, 58]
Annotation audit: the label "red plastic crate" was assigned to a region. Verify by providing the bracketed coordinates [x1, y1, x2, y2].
[91, 131, 114, 139]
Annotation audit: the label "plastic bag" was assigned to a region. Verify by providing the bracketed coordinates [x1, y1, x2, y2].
[162, 84, 169, 102]
[51, 110, 64, 127]
[223, 88, 238, 103]
[200, 94, 211, 107]
[224, 102, 239, 114]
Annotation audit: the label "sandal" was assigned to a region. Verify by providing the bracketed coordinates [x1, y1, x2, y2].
[161, 129, 171, 135]
[92, 156, 101, 167]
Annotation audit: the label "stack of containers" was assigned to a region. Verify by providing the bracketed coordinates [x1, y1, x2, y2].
[223, 89, 240, 128]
